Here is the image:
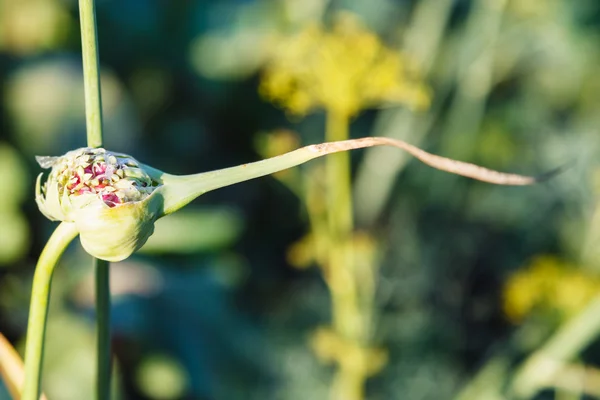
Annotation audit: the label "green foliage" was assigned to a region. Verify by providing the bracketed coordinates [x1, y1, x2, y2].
[0, 143, 29, 265]
[2, 0, 600, 399]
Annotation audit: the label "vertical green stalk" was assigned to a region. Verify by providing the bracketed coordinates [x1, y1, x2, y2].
[325, 110, 357, 337]
[79, 1, 111, 398]
[326, 110, 353, 240]
[79, 0, 104, 148]
[22, 223, 79, 400]
[94, 258, 111, 399]
[325, 110, 363, 400]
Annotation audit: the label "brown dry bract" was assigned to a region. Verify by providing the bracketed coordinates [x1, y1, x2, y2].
[308, 137, 555, 186]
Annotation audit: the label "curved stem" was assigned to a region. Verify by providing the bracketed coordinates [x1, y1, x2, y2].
[156, 136, 553, 217]
[22, 222, 79, 400]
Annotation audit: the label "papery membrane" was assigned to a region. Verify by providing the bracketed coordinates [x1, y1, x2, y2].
[35, 147, 158, 222]
[35, 147, 162, 261]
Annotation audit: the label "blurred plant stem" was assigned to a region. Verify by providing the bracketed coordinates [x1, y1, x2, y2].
[0, 333, 25, 399]
[457, 295, 600, 400]
[326, 111, 353, 240]
[22, 222, 79, 400]
[326, 110, 357, 399]
[322, 110, 378, 400]
[325, 110, 356, 337]
[78, 0, 112, 398]
[508, 295, 600, 399]
[438, 0, 507, 163]
[1, 332, 49, 400]
[354, 0, 453, 225]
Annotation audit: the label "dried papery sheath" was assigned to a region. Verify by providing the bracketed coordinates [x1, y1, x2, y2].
[35, 147, 157, 221]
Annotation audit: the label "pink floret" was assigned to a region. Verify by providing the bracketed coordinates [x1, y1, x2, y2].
[93, 163, 107, 175]
[102, 193, 121, 207]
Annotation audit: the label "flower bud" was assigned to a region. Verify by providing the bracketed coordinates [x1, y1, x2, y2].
[35, 147, 162, 261]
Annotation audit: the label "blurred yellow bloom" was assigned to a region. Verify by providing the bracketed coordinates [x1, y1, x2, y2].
[503, 255, 600, 323]
[310, 327, 387, 377]
[260, 12, 429, 117]
[507, 0, 554, 18]
[287, 233, 320, 269]
[254, 129, 301, 160]
[0, 0, 70, 55]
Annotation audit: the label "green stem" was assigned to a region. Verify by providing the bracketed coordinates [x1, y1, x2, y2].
[79, 0, 111, 398]
[325, 111, 363, 400]
[95, 259, 111, 400]
[326, 110, 353, 247]
[79, 0, 104, 148]
[325, 112, 358, 337]
[22, 222, 79, 400]
[508, 296, 600, 399]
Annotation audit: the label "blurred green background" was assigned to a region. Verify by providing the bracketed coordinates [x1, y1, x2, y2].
[1, 0, 600, 399]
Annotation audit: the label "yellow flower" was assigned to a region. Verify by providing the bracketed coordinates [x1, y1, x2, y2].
[260, 12, 429, 117]
[503, 255, 600, 323]
[503, 266, 543, 322]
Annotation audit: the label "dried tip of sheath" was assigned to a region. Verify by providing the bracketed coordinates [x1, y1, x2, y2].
[532, 163, 572, 184]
